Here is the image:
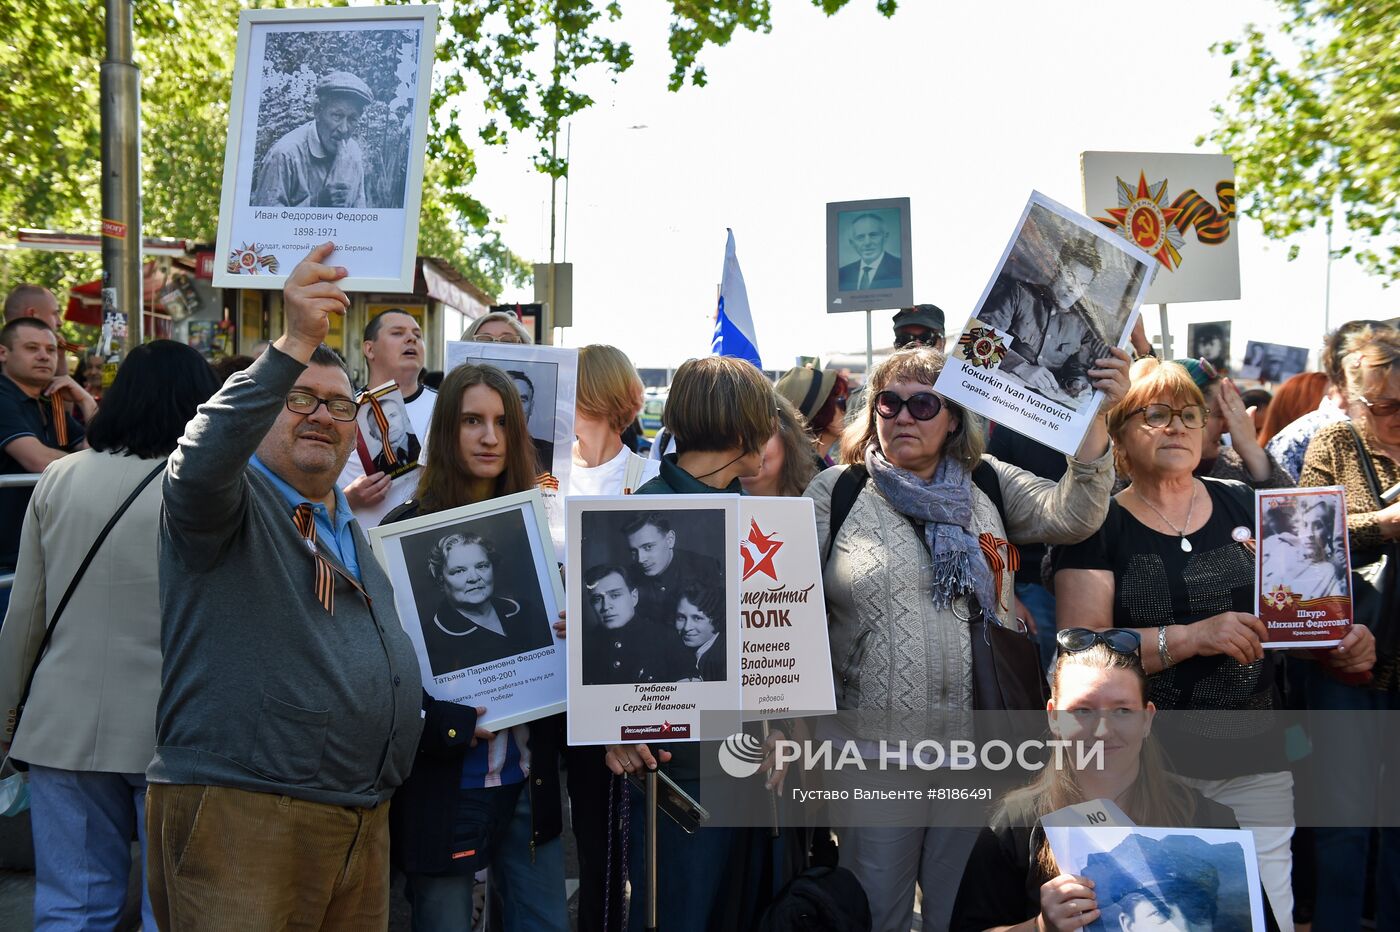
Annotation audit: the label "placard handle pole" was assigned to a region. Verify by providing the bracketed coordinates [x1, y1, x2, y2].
[761, 720, 779, 839]
[1157, 303, 1172, 359]
[645, 770, 659, 931]
[865, 310, 874, 380]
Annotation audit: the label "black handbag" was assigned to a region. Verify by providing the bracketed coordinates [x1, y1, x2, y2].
[967, 594, 1048, 712]
[1344, 424, 1399, 656]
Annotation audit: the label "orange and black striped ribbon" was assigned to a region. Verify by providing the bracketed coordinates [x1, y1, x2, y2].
[48, 394, 68, 448]
[1169, 181, 1235, 244]
[294, 503, 336, 615]
[362, 393, 398, 467]
[978, 533, 1021, 614]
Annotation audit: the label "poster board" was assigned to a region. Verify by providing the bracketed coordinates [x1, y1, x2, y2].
[934, 191, 1155, 456]
[213, 5, 438, 292]
[1082, 151, 1240, 304]
[825, 197, 915, 313]
[566, 495, 742, 746]
[1257, 486, 1352, 649]
[369, 490, 565, 731]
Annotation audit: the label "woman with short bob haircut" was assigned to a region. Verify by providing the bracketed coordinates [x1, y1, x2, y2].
[385, 362, 568, 932]
[812, 343, 1128, 932]
[571, 344, 658, 496]
[0, 340, 218, 930]
[461, 311, 533, 345]
[663, 355, 775, 463]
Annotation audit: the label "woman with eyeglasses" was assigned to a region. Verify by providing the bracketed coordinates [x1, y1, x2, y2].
[805, 343, 1128, 932]
[1054, 357, 1375, 931]
[382, 363, 569, 932]
[1295, 325, 1400, 929]
[461, 311, 533, 345]
[949, 629, 1280, 932]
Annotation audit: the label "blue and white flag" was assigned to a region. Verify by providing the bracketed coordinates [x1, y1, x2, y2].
[711, 229, 762, 368]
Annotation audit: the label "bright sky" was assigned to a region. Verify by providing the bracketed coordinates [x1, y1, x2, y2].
[471, 0, 1398, 370]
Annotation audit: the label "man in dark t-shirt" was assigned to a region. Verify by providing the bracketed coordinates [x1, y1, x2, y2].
[0, 318, 91, 615]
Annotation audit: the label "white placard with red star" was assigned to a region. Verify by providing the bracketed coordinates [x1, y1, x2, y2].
[1081, 151, 1240, 304]
[739, 498, 836, 722]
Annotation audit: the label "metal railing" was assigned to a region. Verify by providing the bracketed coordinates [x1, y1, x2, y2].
[0, 474, 41, 591]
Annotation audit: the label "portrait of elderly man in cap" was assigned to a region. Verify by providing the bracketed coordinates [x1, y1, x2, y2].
[252, 70, 374, 209]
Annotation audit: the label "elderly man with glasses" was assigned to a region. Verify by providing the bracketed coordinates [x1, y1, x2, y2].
[146, 243, 471, 931]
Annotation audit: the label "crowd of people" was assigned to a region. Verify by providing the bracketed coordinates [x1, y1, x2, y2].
[0, 252, 1398, 932]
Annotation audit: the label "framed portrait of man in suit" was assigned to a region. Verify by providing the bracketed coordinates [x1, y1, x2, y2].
[825, 197, 915, 313]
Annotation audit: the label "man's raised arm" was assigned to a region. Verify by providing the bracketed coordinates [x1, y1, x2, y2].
[162, 243, 350, 565]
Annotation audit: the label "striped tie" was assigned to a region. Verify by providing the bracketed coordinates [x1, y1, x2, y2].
[293, 503, 335, 615]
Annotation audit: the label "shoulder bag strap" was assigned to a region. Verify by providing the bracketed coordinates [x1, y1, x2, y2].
[13, 459, 166, 725]
[971, 459, 1005, 517]
[824, 464, 868, 563]
[1344, 421, 1387, 507]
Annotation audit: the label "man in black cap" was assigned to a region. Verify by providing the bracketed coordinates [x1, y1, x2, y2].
[253, 71, 374, 209]
[892, 304, 945, 351]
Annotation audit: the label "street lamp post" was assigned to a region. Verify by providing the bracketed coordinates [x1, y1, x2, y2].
[101, 0, 143, 351]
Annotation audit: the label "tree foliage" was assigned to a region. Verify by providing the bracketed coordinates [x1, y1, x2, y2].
[1205, 1, 1400, 280]
[1, 0, 897, 304]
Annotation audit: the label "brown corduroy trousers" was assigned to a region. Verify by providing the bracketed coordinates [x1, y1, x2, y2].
[146, 784, 390, 932]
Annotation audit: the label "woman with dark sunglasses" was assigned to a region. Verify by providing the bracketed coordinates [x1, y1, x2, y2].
[950, 633, 1281, 932]
[804, 342, 1129, 931]
[1055, 357, 1374, 930]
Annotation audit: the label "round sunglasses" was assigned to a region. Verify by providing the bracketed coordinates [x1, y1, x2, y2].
[874, 390, 943, 421]
[1056, 627, 1141, 656]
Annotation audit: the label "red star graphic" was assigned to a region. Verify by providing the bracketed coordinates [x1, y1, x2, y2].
[661, 721, 671, 731]
[741, 519, 784, 582]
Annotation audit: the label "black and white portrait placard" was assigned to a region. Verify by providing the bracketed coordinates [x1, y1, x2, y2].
[213, 5, 438, 292]
[1257, 486, 1352, 649]
[446, 340, 577, 553]
[825, 197, 915, 313]
[934, 191, 1155, 456]
[1238, 340, 1310, 384]
[566, 495, 742, 746]
[369, 490, 565, 732]
[1044, 825, 1267, 932]
[1186, 320, 1232, 374]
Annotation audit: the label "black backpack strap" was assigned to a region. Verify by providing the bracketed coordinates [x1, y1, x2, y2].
[971, 458, 1004, 517]
[824, 464, 868, 563]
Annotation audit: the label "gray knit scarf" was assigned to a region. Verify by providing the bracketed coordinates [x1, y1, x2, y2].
[864, 447, 998, 612]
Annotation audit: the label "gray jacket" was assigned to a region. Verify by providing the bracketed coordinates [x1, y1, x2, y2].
[808, 451, 1113, 731]
[150, 347, 424, 807]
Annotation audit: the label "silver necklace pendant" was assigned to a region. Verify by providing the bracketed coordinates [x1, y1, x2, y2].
[1180, 535, 1192, 553]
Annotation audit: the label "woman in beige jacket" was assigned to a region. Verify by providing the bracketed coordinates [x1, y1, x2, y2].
[0, 340, 217, 930]
[806, 344, 1128, 932]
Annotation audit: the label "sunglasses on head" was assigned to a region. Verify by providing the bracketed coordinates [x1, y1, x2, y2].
[1057, 627, 1141, 656]
[874, 390, 943, 421]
